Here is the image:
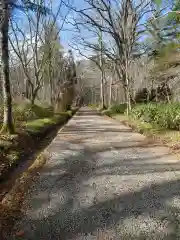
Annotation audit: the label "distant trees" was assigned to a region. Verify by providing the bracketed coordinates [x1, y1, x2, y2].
[71, 0, 180, 107]
[0, 0, 51, 133]
[0, 0, 77, 134]
[67, 0, 151, 113]
[143, 1, 180, 102]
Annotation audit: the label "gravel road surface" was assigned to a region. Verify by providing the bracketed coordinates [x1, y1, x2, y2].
[9, 107, 180, 239]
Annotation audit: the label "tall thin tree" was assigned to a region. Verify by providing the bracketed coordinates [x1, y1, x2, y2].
[0, 0, 14, 133]
[0, 0, 50, 133]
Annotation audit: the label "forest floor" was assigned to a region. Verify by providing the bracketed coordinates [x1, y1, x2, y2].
[112, 114, 180, 155]
[2, 107, 180, 239]
[0, 102, 74, 184]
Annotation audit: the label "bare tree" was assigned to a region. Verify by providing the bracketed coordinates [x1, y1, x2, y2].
[9, 0, 70, 105]
[0, 0, 50, 133]
[9, 3, 47, 104]
[0, 0, 14, 133]
[65, 0, 150, 113]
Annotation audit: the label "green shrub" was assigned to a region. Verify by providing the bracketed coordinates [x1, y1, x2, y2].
[13, 106, 36, 121]
[12, 103, 54, 122]
[130, 103, 180, 130]
[109, 104, 127, 114]
[89, 103, 100, 109]
[30, 104, 54, 118]
[102, 109, 112, 117]
[25, 115, 67, 135]
[56, 111, 72, 117]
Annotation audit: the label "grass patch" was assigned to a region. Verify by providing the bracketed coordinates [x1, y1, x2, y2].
[130, 103, 180, 130]
[0, 103, 77, 181]
[100, 104, 127, 117]
[102, 103, 180, 151]
[112, 113, 180, 151]
[24, 113, 70, 135]
[25, 117, 59, 134]
[88, 103, 100, 109]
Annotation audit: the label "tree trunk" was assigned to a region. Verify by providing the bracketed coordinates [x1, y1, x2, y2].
[165, 83, 170, 103]
[124, 65, 131, 115]
[124, 75, 131, 116]
[0, 1, 14, 134]
[31, 90, 38, 105]
[25, 77, 32, 100]
[100, 69, 105, 109]
[99, 28, 105, 109]
[115, 86, 118, 103]
[125, 86, 131, 115]
[31, 96, 35, 105]
[109, 76, 112, 107]
[155, 88, 158, 102]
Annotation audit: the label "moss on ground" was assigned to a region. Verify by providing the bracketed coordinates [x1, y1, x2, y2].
[0, 103, 77, 181]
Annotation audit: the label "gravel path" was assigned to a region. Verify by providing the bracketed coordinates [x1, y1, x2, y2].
[9, 107, 180, 239]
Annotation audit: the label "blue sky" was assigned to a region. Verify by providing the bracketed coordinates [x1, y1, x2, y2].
[12, 0, 88, 59]
[59, 0, 154, 58]
[12, 0, 162, 60]
[60, 0, 93, 58]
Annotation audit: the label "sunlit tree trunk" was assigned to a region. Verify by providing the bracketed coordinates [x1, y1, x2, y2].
[109, 75, 113, 106]
[125, 54, 131, 115]
[99, 54, 105, 109]
[0, 1, 14, 133]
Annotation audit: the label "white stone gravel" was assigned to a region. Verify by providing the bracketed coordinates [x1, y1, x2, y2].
[9, 107, 180, 239]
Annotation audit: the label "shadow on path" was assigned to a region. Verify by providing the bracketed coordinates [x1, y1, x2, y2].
[9, 108, 180, 240]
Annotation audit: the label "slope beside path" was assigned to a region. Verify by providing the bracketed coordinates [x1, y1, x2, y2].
[9, 107, 180, 239]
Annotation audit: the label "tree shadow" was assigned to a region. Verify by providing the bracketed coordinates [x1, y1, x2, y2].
[9, 142, 180, 239]
[7, 108, 180, 239]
